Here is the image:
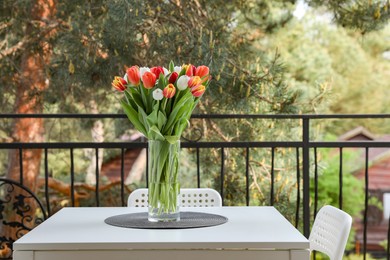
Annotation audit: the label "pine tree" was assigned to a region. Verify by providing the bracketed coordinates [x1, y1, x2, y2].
[0, 1, 389, 255]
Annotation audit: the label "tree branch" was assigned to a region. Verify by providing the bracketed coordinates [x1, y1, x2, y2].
[0, 20, 61, 60]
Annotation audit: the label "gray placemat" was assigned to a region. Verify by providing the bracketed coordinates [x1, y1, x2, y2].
[104, 211, 228, 229]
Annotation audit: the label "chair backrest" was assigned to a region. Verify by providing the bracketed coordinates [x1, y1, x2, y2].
[128, 188, 222, 207]
[309, 205, 352, 260]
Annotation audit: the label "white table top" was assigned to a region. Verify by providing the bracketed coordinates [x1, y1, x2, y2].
[14, 206, 309, 251]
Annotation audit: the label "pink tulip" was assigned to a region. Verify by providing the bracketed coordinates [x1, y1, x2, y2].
[150, 66, 165, 78]
[141, 71, 157, 89]
[163, 84, 176, 98]
[195, 65, 209, 79]
[169, 72, 178, 84]
[111, 76, 127, 92]
[126, 66, 140, 86]
[191, 84, 205, 97]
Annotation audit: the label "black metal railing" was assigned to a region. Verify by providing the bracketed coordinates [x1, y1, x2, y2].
[1, 113, 390, 259]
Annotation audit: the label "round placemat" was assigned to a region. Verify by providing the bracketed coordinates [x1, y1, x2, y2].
[104, 211, 228, 229]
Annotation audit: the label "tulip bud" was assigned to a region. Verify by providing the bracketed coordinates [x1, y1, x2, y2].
[186, 64, 196, 76]
[169, 72, 178, 84]
[150, 66, 165, 78]
[191, 84, 205, 97]
[163, 67, 169, 76]
[177, 75, 189, 90]
[188, 76, 202, 88]
[152, 89, 164, 100]
[126, 66, 140, 86]
[195, 65, 209, 79]
[142, 71, 157, 89]
[163, 84, 176, 98]
[112, 76, 127, 92]
[174, 66, 182, 74]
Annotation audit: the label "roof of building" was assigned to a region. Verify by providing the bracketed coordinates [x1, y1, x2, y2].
[342, 127, 390, 191]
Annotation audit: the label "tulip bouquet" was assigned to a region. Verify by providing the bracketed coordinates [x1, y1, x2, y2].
[112, 61, 210, 221]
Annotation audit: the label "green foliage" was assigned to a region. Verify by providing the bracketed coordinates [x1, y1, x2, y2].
[311, 148, 364, 216]
[0, 1, 389, 233]
[311, 148, 365, 250]
[264, 11, 390, 134]
[307, 0, 390, 32]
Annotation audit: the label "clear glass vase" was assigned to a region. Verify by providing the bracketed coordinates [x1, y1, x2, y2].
[148, 139, 180, 222]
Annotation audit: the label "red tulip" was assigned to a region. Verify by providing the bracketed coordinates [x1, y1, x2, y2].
[126, 66, 140, 86]
[141, 71, 157, 89]
[163, 84, 176, 98]
[150, 66, 165, 78]
[195, 65, 209, 79]
[185, 64, 196, 76]
[191, 84, 205, 97]
[112, 76, 127, 92]
[188, 76, 202, 88]
[169, 72, 178, 84]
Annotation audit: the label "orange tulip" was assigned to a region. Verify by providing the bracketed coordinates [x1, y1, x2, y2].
[191, 84, 205, 97]
[141, 71, 157, 89]
[195, 65, 209, 78]
[112, 76, 127, 91]
[163, 84, 176, 98]
[185, 64, 196, 76]
[188, 76, 202, 88]
[126, 66, 140, 86]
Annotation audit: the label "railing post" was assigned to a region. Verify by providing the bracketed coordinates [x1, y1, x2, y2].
[302, 117, 310, 238]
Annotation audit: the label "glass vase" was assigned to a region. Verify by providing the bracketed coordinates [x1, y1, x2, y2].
[148, 139, 180, 222]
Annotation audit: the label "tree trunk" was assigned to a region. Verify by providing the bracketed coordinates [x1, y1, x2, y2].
[85, 120, 105, 185]
[85, 101, 105, 185]
[7, 0, 56, 188]
[1, 1, 56, 258]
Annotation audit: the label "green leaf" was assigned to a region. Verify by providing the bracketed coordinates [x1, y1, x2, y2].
[138, 84, 149, 113]
[165, 98, 173, 115]
[157, 110, 167, 129]
[128, 87, 143, 108]
[124, 90, 137, 110]
[148, 125, 165, 141]
[137, 105, 150, 133]
[146, 106, 158, 127]
[121, 100, 147, 136]
[157, 73, 166, 90]
[164, 135, 180, 144]
[174, 117, 189, 136]
[162, 91, 193, 134]
[169, 60, 174, 72]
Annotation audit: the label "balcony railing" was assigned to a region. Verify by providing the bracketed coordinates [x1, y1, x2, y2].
[1, 113, 390, 259]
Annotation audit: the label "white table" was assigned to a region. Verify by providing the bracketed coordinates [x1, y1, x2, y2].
[13, 206, 310, 260]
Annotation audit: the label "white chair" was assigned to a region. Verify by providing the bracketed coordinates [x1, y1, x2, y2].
[128, 188, 222, 207]
[309, 205, 352, 260]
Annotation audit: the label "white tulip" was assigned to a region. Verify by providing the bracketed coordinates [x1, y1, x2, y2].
[123, 73, 128, 83]
[177, 75, 189, 90]
[152, 89, 164, 100]
[163, 67, 169, 76]
[174, 66, 182, 74]
[140, 67, 150, 77]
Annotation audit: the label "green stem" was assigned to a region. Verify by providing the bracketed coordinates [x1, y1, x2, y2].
[148, 139, 180, 217]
